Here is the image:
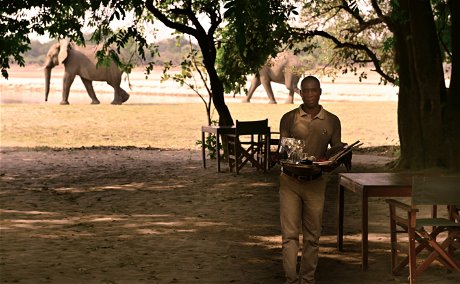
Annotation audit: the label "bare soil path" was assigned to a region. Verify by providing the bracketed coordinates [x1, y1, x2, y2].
[1, 147, 459, 284]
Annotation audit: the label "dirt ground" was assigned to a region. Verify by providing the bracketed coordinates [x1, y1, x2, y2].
[1, 147, 459, 284]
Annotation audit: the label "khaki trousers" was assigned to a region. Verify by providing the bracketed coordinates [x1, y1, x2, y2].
[279, 173, 326, 284]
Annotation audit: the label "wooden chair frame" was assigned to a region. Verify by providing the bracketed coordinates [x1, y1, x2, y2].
[227, 119, 269, 174]
[386, 176, 460, 284]
[267, 131, 280, 170]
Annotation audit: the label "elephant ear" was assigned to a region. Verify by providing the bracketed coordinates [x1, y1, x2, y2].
[58, 40, 69, 64]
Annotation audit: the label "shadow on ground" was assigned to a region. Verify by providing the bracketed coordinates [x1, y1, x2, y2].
[0, 148, 458, 283]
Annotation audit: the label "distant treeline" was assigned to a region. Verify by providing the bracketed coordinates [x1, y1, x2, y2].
[25, 36, 332, 71]
[24, 37, 200, 67]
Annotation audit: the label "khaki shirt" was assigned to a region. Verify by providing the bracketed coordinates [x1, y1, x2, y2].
[280, 105, 342, 160]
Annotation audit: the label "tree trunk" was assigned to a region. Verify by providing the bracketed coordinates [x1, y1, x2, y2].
[208, 69, 234, 126]
[198, 36, 234, 127]
[392, 18, 423, 169]
[407, 0, 446, 165]
[393, 0, 448, 169]
[450, 0, 460, 95]
[444, 0, 460, 170]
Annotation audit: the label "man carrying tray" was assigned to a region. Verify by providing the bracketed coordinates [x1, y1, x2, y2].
[279, 75, 346, 284]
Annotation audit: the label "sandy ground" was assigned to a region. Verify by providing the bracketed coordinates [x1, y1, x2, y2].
[1, 147, 459, 284]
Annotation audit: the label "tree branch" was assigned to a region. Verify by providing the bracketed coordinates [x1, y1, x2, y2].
[295, 29, 396, 84]
[339, 1, 385, 34]
[182, 0, 209, 36]
[370, 0, 393, 30]
[144, 1, 198, 37]
[340, 0, 364, 25]
[204, 2, 221, 36]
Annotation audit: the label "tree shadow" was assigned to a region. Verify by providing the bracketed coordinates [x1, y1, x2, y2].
[1, 149, 458, 283]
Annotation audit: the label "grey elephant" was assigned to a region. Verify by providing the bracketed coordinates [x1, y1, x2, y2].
[44, 40, 129, 105]
[243, 52, 302, 104]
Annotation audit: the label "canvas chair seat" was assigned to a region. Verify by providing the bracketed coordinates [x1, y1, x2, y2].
[227, 119, 269, 175]
[386, 176, 460, 284]
[415, 218, 460, 230]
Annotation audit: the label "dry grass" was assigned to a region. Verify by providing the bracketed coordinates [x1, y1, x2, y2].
[1, 66, 399, 149]
[0, 102, 398, 149]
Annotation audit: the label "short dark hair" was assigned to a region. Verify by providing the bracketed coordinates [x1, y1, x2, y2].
[301, 75, 320, 86]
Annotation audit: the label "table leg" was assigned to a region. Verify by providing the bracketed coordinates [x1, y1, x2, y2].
[202, 130, 206, 168]
[361, 193, 369, 271]
[337, 184, 344, 251]
[216, 132, 221, 173]
[264, 135, 269, 171]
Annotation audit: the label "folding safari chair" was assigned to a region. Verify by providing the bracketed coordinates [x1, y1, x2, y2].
[386, 176, 460, 284]
[227, 119, 269, 174]
[267, 131, 281, 170]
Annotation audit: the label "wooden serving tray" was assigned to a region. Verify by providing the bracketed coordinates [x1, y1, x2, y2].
[280, 159, 341, 173]
[280, 159, 321, 175]
[280, 159, 318, 168]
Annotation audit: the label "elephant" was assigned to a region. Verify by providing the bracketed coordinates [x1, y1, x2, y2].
[243, 52, 302, 104]
[44, 40, 130, 105]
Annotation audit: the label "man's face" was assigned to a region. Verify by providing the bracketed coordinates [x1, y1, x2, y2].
[300, 80, 321, 108]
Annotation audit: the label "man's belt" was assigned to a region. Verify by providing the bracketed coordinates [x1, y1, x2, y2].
[281, 168, 322, 181]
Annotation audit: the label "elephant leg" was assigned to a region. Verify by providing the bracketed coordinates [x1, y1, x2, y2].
[286, 90, 295, 104]
[111, 88, 121, 105]
[284, 74, 300, 104]
[107, 75, 129, 105]
[261, 78, 277, 104]
[81, 78, 100, 104]
[243, 75, 261, 103]
[118, 87, 130, 103]
[110, 87, 129, 105]
[61, 73, 76, 105]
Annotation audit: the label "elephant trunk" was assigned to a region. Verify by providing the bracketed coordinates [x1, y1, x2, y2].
[44, 67, 52, 101]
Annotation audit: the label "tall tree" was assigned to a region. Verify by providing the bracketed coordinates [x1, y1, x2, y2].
[96, 0, 295, 126]
[144, 1, 233, 126]
[291, 0, 459, 170]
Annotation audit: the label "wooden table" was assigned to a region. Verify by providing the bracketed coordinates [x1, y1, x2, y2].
[201, 125, 235, 172]
[337, 172, 412, 271]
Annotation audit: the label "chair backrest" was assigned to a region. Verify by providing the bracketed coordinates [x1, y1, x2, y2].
[235, 119, 268, 135]
[412, 176, 460, 206]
